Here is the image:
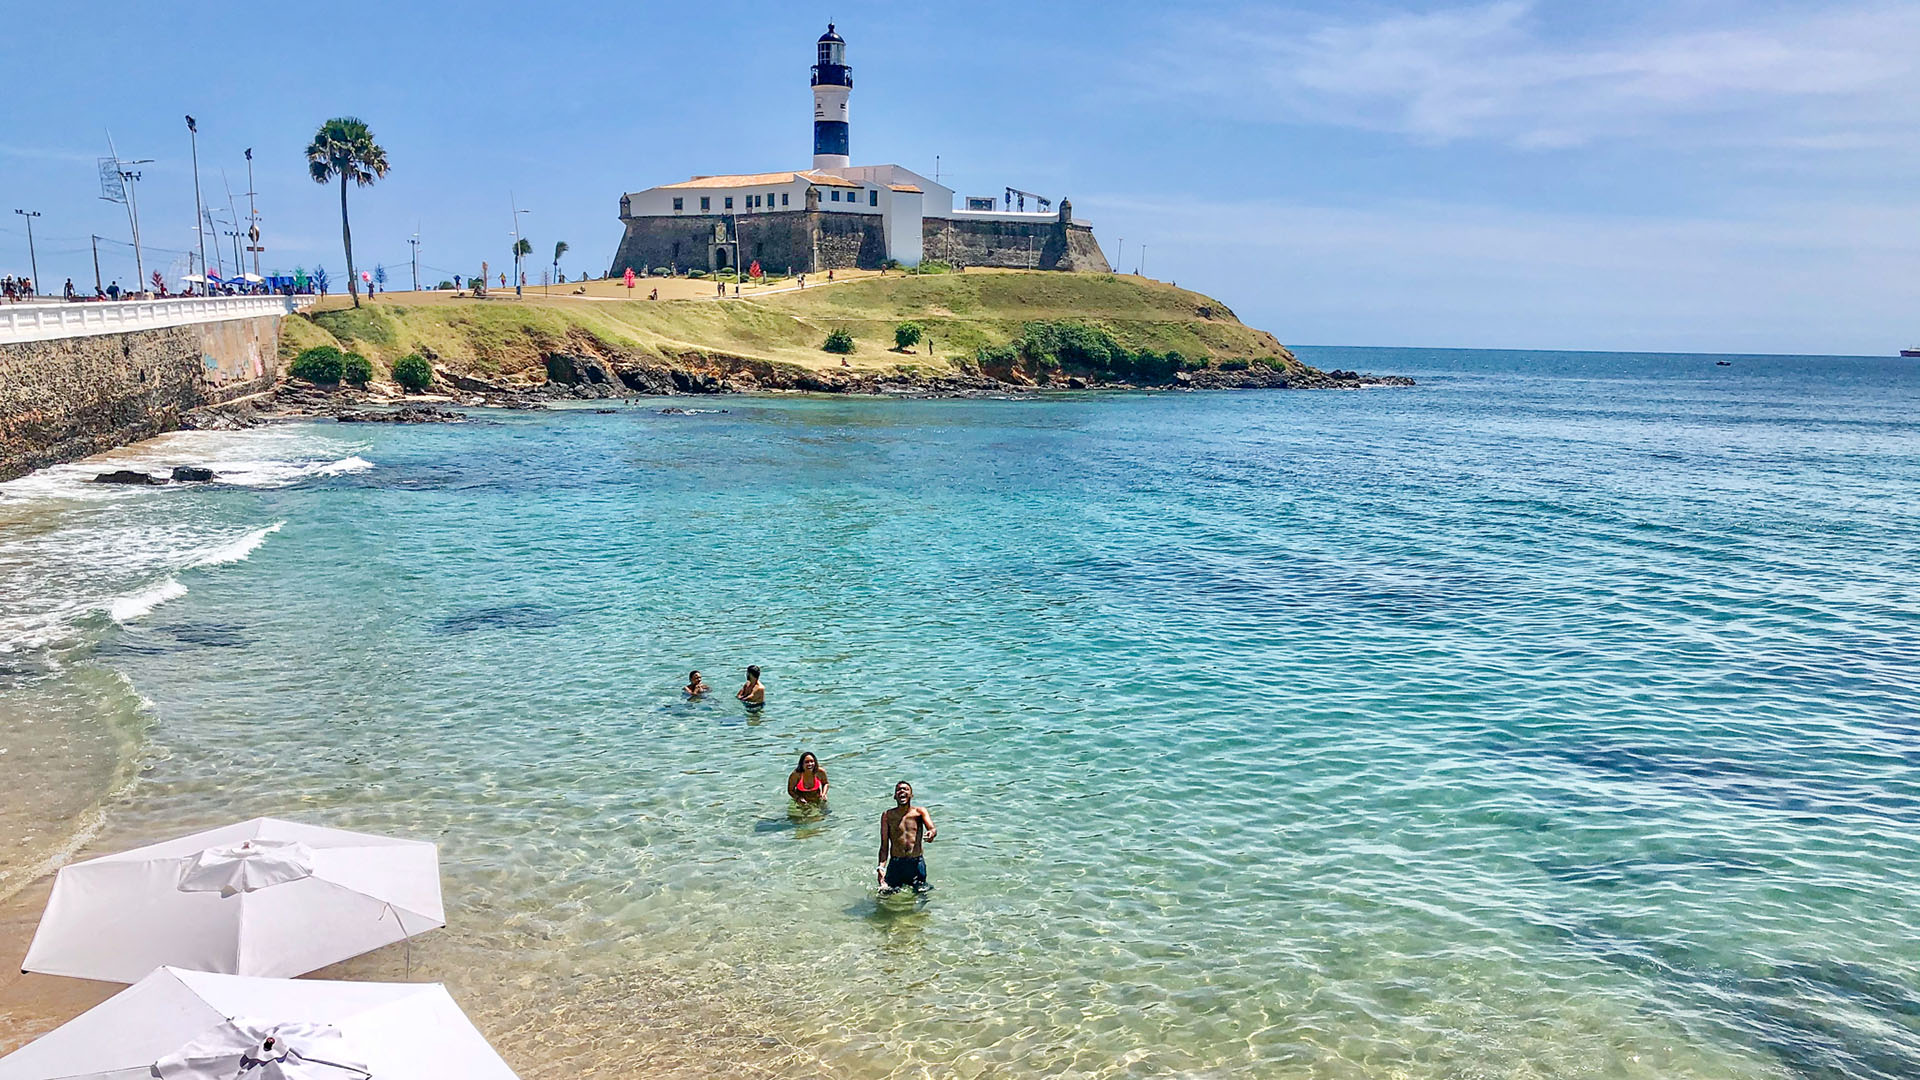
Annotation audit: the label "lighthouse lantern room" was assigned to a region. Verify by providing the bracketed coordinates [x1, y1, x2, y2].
[811, 23, 852, 170]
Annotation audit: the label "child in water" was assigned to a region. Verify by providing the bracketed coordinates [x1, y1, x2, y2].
[737, 665, 766, 708]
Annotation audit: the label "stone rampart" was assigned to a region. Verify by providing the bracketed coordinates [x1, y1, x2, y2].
[0, 313, 284, 481]
[609, 211, 888, 276]
[922, 218, 1111, 272]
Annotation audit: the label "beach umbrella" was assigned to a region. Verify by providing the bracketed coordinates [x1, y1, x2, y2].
[21, 818, 444, 984]
[0, 966, 519, 1079]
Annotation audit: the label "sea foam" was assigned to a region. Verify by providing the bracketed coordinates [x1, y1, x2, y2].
[107, 578, 187, 623]
[191, 522, 285, 567]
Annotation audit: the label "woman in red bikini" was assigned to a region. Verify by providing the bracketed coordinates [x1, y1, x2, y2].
[787, 752, 829, 806]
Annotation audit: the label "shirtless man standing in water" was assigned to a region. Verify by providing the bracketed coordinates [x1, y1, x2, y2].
[877, 781, 937, 895]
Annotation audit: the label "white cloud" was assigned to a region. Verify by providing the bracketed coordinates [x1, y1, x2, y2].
[1180, 1, 1920, 150]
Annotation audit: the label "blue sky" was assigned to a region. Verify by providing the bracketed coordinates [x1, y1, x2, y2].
[3, 1, 1916, 354]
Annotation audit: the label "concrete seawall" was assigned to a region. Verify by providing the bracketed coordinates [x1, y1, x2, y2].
[0, 297, 305, 482]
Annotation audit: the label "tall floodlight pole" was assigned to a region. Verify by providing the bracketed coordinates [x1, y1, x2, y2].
[91, 235, 103, 294]
[1139, 245, 1148, 278]
[243, 148, 261, 281]
[1115, 238, 1124, 274]
[12, 210, 41, 295]
[185, 116, 207, 295]
[509, 195, 530, 299]
[408, 234, 420, 292]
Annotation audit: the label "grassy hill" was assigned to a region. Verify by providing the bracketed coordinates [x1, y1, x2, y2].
[284, 269, 1297, 388]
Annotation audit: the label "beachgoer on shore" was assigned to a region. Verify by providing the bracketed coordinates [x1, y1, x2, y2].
[789, 752, 828, 805]
[737, 665, 766, 708]
[877, 781, 935, 895]
[685, 670, 710, 697]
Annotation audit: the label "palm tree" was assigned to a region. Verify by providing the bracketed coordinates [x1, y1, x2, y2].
[512, 238, 532, 291]
[305, 117, 390, 309]
[552, 241, 569, 285]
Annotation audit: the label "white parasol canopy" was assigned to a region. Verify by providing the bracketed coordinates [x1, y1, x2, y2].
[0, 966, 519, 1080]
[21, 818, 444, 984]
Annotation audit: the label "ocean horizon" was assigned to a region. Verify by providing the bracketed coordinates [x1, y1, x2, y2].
[3, 344, 1917, 1078]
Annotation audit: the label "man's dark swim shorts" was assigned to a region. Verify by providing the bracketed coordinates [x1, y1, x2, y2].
[884, 856, 928, 892]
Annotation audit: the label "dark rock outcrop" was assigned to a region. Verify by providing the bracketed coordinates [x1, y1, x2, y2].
[170, 465, 215, 482]
[334, 406, 465, 424]
[93, 470, 166, 485]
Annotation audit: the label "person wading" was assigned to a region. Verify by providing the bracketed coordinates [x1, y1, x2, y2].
[877, 781, 936, 895]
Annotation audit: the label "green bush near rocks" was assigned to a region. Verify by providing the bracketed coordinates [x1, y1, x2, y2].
[342, 351, 374, 386]
[822, 328, 856, 354]
[894, 321, 923, 350]
[391, 353, 433, 392]
[290, 346, 346, 384]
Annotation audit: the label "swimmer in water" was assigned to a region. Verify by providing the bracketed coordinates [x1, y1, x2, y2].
[684, 670, 709, 697]
[788, 751, 828, 805]
[877, 780, 936, 895]
[737, 665, 766, 708]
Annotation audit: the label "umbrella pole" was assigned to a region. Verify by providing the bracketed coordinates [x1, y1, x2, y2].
[382, 903, 412, 979]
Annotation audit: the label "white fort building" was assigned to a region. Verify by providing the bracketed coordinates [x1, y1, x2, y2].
[609, 24, 1109, 277]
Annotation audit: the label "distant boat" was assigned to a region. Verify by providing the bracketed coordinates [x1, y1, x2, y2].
[1715, 360, 1732, 366]
[1902, 347, 1920, 357]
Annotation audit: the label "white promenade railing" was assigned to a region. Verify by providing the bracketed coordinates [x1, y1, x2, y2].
[0, 295, 316, 346]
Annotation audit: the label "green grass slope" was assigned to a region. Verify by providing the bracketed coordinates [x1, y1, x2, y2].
[284, 270, 1293, 384]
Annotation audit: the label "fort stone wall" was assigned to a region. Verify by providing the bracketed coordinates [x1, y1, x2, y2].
[609, 211, 889, 276]
[922, 217, 1111, 272]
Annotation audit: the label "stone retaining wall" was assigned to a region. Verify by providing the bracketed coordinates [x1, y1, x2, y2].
[922, 218, 1111, 272]
[0, 314, 282, 481]
[609, 210, 889, 276]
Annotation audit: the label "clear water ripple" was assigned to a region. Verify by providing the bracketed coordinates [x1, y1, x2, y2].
[0, 347, 1916, 1078]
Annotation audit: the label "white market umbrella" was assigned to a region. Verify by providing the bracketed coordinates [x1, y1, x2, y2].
[22, 819, 444, 984]
[0, 966, 519, 1080]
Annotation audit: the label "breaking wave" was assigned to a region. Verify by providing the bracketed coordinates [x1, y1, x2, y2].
[106, 578, 187, 623]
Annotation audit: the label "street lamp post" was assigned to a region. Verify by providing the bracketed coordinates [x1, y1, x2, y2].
[408, 235, 419, 292]
[12, 210, 41, 295]
[243, 148, 262, 282]
[185, 116, 207, 295]
[509, 196, 531, 299]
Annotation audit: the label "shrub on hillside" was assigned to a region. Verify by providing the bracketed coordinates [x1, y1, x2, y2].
[391, 353, 433, 392]
[1017, 321, 1124, 372]
[434, 280, 455, 291]
[822, 328, 856, 354]
[689, 269, 706, 279]
[974, 343, 1018, 368]
[652, 267, 671, 277]
[1219, 357, 1252, 371]
[893, 321, 923, 350]
[910, 259, 955, 275]
[290, 345, 345, 384]
[342, 351, 374, 386]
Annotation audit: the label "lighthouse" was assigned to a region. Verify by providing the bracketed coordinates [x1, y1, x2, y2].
[811, 23, 852, 171]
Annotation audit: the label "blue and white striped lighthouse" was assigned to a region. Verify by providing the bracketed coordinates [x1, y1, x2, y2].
[811, 23, 852, 170]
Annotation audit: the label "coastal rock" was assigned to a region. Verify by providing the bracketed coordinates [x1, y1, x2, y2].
[93, 469, 167, 485]
[334, 406, 465, 424]
[170, 465, 215, 482]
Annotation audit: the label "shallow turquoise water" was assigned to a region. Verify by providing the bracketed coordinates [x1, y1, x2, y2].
[4, 348, 1919, 1078]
